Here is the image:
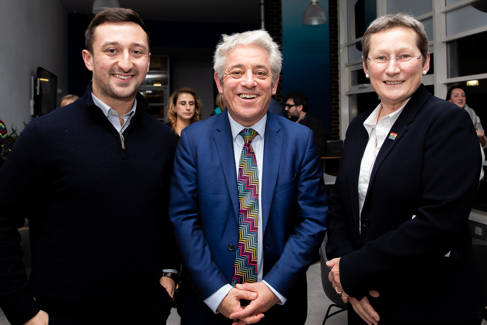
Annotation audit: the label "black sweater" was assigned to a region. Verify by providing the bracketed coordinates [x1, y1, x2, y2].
[0, 89, 178, 324]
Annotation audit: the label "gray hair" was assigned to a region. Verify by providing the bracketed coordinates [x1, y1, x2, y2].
[213, 30, 282, 86]
[362, 13, 429, 67]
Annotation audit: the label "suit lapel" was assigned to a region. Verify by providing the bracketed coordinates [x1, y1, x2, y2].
[349, 124, 369, 234]
[367, 85, 430, 198]
[262, 113, 281, 233]
[213, 113, 239, 219]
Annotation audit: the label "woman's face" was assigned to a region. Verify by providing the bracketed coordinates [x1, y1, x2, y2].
[363, 26, 429, 111]
[449, 88, 466, 108]
[175, 93, 196, 121]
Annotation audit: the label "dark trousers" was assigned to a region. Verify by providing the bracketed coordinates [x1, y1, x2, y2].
[39, 290, 172, 325]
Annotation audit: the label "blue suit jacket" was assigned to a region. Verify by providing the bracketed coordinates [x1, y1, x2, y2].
[326, 85, 483, 323]
[170, 111, 327, 322]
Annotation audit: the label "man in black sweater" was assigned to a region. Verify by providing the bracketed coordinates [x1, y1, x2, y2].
[0, 8, 178, 325]
[284, 91, 327, 156]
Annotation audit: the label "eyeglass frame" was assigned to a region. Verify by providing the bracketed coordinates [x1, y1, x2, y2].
[366, 54, 422, 65]
[284, 103, 296, 109]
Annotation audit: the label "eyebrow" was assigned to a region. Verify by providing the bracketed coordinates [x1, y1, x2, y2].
[101, 41, 148, 49]
[372, 47, 416, 54]
[227, 64, 269, 70]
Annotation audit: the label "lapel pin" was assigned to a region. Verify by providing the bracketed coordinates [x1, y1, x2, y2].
[388, 132, 398, 140]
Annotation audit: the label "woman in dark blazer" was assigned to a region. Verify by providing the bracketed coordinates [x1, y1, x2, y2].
[325, 14, 483, 325]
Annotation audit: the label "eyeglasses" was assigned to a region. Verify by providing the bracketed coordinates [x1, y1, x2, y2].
[367, 54, 422, 65]
[284, 104, 296, 109]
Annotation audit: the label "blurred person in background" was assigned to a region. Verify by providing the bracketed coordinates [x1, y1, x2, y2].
[284, 91, 327, 155]
[212, 92, 225, 115]
[167, 87, 201, 138]
[447, 85, 486, 147]
[59, 94, 79, 107]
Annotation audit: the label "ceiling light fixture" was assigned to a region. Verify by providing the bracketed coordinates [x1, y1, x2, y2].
[303, 0, 327, 25]
[466, 80, 479, 86]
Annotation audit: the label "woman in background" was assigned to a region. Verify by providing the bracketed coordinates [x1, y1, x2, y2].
[447, 85, 487, 147]
[211, 93, 225, 116]
[167, 87, 201, 138]
[326, 13, 483, 324]
[447, 85, 486, 181]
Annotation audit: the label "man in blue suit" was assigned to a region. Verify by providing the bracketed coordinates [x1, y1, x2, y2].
[169, 30, 328, 324]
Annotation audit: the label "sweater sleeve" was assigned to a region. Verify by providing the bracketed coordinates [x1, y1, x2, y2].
[160, 132, 181, 271]
[0, 121, 41, 324]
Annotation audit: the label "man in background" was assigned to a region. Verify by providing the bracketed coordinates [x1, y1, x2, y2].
[284, 91, 327, 155]
[0, 8, 177, 325]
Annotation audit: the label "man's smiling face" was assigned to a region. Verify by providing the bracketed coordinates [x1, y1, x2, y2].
[214, 44, 278, 127]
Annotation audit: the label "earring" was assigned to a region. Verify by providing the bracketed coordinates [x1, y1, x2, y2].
[365, 73, 369, 78]
[422, 70, 427, 75]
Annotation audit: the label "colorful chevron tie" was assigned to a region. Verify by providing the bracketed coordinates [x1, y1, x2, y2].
[232, 128, 259, 284]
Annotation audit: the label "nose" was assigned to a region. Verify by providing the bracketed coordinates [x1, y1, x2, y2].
[241, 69, 257, 87]
[118, 50, 133, 71]
[384, 58, 400, 74]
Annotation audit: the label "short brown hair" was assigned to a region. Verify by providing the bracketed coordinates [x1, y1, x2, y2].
[84, 8, 149, 52]
[167, 88, 202, 131]
[362, 13, 428, 68]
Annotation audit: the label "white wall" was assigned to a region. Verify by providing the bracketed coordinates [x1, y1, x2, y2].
[0, 0, 68, 131]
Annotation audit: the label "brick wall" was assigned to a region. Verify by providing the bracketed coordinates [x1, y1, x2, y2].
[328, 0, 340, 140]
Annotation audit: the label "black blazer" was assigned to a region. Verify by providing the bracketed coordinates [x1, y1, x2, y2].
[326, 85, 483, 324]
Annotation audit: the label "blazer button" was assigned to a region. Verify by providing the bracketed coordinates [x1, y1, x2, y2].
[228, 244, 235, 251]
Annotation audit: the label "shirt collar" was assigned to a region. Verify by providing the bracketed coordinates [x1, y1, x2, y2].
[91, 93, 137, 118]
[363, 99, 409, 135]
[228, 111, 267, 141]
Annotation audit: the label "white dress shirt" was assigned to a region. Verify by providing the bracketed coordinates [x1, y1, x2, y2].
[91, 93, 136, 133]
[358, 101, 407, 232]
[204, 112, 285, 313]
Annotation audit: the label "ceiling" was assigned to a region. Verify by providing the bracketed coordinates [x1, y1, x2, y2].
[60, 0, 261, 25]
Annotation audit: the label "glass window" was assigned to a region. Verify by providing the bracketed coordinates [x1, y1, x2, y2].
[140, 72, 168, 87]
[447, 31, 487, 77]
[422, 18, 433, 41]
[446, 0, 461, 5]
[463, 79, 487, 132]
[427, 52, 434, 75]
[387, 0, 431, 16]
[347, 0, 376, 41]
[354, 92, 380, 116]
[139, 55, 170, 119]
[351, 69, 370, 86]
[446, 4, 487, 36]
[348, 42, 363, 65]
[347, 0, 357, 42]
